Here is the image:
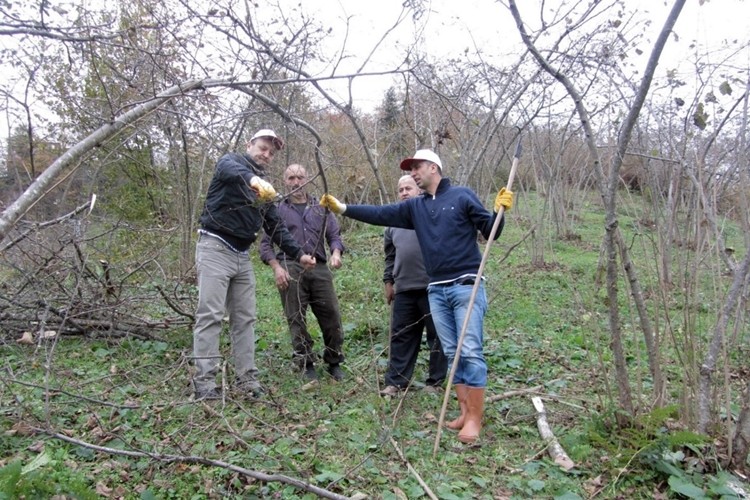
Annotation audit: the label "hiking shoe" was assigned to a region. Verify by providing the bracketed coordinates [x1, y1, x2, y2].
[235, 381, 265, 398]
[379, 385, 400, 397]
[246, 384, 265, 398]
[327, 364, 344, 381]
[194, 387, 221, 401]
[304, 364, 319, 381]
[423, 385, 443, 395]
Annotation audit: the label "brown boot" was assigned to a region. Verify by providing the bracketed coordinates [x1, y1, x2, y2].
[458, 387, 485, 444]
[446, 384, 468, 431]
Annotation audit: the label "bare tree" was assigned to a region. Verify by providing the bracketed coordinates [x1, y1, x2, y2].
[508, 0, 688, 419]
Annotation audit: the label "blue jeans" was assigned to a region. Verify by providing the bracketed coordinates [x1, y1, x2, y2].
[427, 282, 488, 388]
[193, 235, 259, 392]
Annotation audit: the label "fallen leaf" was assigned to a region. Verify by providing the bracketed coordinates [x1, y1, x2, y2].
[301, 380, 319, 392]
[17, 331, 34, 344]
[583, 475, 603, 496]
[42, 330, 57, 339]
[84, 414, 98, 430]
[393, 487, 408, 500]
[96, 481, 113, 497]
[10, 421, 36, 436]
[27, 440, 45, 452]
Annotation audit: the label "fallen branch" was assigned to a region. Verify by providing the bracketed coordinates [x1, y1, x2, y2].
[1, 200, 93, 252]
[486, 385, 544, 402]
[531, 396, 575, 471]
[41, 429, 350, 500]
[390, 437, 438, 500]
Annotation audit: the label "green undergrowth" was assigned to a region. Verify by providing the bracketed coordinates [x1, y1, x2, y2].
[1, 192, 747, 499]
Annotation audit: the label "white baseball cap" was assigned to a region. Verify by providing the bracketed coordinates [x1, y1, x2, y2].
[251, 129, 284, 150]
[399, 149, 442, 171]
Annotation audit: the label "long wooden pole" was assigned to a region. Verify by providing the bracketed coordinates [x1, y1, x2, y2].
[433, 135, 522, 456]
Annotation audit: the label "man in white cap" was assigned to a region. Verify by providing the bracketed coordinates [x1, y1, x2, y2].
[193, 129, 315, 401]
[320, 149, 513, 444]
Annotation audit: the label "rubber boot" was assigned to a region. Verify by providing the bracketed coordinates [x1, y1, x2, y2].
[458, 387, 485, 444]
[446, 384, 468, 431]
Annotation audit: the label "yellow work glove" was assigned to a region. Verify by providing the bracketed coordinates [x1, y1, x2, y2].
[249, 176, 277, 202]
[494, 187, 513, 212]
[320, 194, 346, 215]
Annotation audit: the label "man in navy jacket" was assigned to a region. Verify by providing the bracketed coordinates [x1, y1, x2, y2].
[321, 149, 513, 443]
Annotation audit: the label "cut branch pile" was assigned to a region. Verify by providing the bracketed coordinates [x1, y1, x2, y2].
[0, 220, 194, 341]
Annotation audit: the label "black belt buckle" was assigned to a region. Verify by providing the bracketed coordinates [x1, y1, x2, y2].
[456, 277, 475, 286]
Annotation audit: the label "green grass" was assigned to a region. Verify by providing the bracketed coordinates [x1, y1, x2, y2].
[1, 191, 747, 498]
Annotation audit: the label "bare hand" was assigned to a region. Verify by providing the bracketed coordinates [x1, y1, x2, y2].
[329, 252, 342, 270]
[299, 254, 316, 270]
[384, 282, 394, 305]
[274, 266, 290, 290]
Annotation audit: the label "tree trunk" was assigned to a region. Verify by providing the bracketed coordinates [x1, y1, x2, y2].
[731, 378, 750, 472]
[606, 225, 635, 421]
[509, 0, 686, 421]
[697, 250, 750, 433]
[615, 230, 665, 406]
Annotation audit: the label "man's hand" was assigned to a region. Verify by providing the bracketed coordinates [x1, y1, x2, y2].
[299, 254, 316, 270]
[250, 176, 277, 202]
[271, 265, 291, 290]
[329, 249, 342, 270]
[494, 187, 514, 212]
[320, 194, 346, 215]
[384, 282, 394, 305]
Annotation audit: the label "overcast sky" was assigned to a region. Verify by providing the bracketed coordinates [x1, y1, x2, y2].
[311, 0, 750, 111]
[2, 1, 748, 141]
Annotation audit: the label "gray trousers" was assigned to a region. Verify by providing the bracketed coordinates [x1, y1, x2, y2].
[193, 235, 259, 392]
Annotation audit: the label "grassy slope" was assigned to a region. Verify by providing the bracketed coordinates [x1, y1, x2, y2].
[1, 192, 745, 499]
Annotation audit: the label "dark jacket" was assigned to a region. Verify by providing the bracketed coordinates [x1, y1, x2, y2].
[345, 178, 503, 283]
[199, 152, 303, 259]
[259, 195, 345, 264]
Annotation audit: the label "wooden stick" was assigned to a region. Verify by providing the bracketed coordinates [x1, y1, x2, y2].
[531, 396, 575, 471]
[486, 385, 544, 403]
[433, 135, 522, 456]
[390, 437, 438, 500]
[41, 429, 350, 499]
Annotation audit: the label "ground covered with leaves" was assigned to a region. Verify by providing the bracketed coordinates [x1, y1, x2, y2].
[1, 207, 746, 498]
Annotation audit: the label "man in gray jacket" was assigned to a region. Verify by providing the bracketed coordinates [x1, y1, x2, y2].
[381, 176, 447, 396]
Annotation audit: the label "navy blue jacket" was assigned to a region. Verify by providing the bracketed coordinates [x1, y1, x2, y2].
[199, 152, 303, 258]
[346, 178, 503, 283]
